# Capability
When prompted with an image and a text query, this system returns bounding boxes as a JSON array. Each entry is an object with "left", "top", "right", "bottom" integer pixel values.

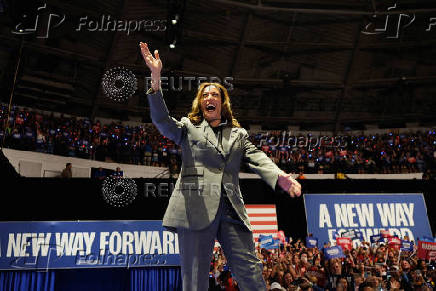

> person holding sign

[{"left": 139, "top": 41, "right": 301, "bottom": 291}]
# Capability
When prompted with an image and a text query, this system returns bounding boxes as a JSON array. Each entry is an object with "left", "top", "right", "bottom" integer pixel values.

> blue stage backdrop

[
  {"left": 304, "top": 193, "right": 432, "bottom": 247},
  {"left": 0, "top": 220, "right": 180, "bottom": 270}
]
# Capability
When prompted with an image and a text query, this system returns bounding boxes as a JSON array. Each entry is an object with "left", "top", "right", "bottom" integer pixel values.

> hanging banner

[
  {"left": 304, "top": 193, "right": 432, "bottom": 245},
  {"left": 0, "top": 220, "right": 180, "bottom": 270}
]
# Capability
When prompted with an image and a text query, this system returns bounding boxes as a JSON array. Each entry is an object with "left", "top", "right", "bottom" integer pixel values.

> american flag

[
  {"left": 246, "top": 204, "right": 278, "bottom": 242},
  {"left": 214, "top": 204, "right": 278, "bottom": 249}
]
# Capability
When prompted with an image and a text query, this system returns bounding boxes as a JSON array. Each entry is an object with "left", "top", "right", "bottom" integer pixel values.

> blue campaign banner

[
  {"left": 265, "top": 239, "right": 280, "bottom": 250},
  {"left": 370, "top": 234, "right": 383, "bottom": 244},
  {"left": 259, "top": 235, "right": 274, "bottom": 249},
  {"left": 341, "top": 229, "right": 363, "bottom": 241},
  {"left": 304, "top": 193, "right": 432, "bottom": 245},
  {"left": 323, "top": 246, "right": 345, "bottom": 260},
  {"left": 306, "top": 237, "right": 318, "bottom": 248},
  {"left": 401, "top": 240, "right": 414, "bottom": 252},
  {"left": 0, "top": 220, "right": 180, "bottom": 270}
]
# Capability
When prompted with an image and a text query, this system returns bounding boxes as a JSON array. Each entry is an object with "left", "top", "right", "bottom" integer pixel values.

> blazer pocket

[
  {"left": 181, "top": 166, "right": 204, "bottom": 177},
  {"left": 180, "top": 167, "right": 204, "bottom": 191},
  {"left": 190, "top": 140, "right": 212, "bottom": 150}
]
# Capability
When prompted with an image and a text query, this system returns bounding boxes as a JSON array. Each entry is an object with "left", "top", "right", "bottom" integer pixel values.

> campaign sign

[
  {"left": 277, "top": 231, "right": 286, "bottom": 243},
  {"left": 342, "top": 229, "right": 363, "bottom": 241},
  {"left": 401, "top": 240, "right": 414, "bottom": 252},
  {"left": 417, "top": 241, "right": 436, "bottom": 260},
  {"left": 336, "top": 237, "right": 352, "bottom": 251},
  {"left": 388, "top": 237, "right": 401, "bottom": 250},
  {"left": 306, "top": 237, "right": 318, "bottom": 248},
  {"left": 380, "top": 230, "right": 391, "bottom": 238},
  {"left": 259, "top": 235, "right": 279, "bottom": 250},
  {"left": 0, "top": 220, "right": 180, "bottom": 270},
  {"left": 269, "top": 239, "right": 280, "bottom": 249},
  {"left": 259, "top": 235, "right": 274, "bottom": 248},
  {"left": 304, "top": 194, "right": 432, "bottom": 245},
  {"left": 323, "top": 246, "right": 345, "bottom": 260},
  {"left": 370, "top": 234, "right": 383, "bottom": 244}
]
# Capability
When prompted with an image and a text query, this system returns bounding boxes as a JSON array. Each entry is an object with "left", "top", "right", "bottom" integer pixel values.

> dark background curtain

[
  {"left": 0, "top": 270, "right": 55, "bottom": 291},
  {"left": 130, "top": 267, "right": 182, "bottom": 291}
]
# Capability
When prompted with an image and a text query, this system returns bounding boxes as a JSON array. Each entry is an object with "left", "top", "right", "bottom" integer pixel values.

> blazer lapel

[
  {"left": 203, "top": 120, "right": 218, "bottom": 148},
  {"left": 201, "top": 119, "right": 225, "bottom": 159},
  {"left": 222, "top": 127, "right": 239, "bottom": 158}
]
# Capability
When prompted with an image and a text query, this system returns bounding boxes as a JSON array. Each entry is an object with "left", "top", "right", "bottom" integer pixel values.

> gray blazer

[{"left": 147, "top": 89, "right": 284, "bottom": 231}]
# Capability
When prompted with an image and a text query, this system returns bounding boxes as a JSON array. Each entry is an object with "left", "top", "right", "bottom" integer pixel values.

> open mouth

[{"left": 206, "top": 104, "right": 216, "bottom": 112}]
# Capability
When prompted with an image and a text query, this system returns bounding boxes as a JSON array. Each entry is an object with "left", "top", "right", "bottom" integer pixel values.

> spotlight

[
  {"left": 166, "top": 0, "right": 185, "bottom": 50},
  {"left": 171, "top": 14, "right": 179, "bottom": 25}
]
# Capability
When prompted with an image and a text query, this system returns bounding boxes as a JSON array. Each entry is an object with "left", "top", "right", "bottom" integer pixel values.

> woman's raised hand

[{"left": 139, "top": 42, "right": 162, "bottom": 75}]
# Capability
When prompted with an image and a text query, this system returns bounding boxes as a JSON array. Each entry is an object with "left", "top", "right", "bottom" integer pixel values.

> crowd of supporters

[
  {"left": 0, "top": 105, "right": 181, "bottom": 176},
  {"left": 250, "top": 131, "right": 436, "bottom": 177},
  {"left": 1, "top": 105, "right": 435, "bottom": 178},
  {"left": 209, "top": 238, "right": 436, "bottom": 291}
]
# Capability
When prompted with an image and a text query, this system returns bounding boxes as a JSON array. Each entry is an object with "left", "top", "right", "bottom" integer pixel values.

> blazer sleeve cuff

[{"left": 146, "top": 87, "right": 162, "bottom": 95}]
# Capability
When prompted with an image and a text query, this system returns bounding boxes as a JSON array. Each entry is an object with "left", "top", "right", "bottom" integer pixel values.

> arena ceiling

[{"left": 0, "top": 0, "right": 436, "bottom": 131}]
